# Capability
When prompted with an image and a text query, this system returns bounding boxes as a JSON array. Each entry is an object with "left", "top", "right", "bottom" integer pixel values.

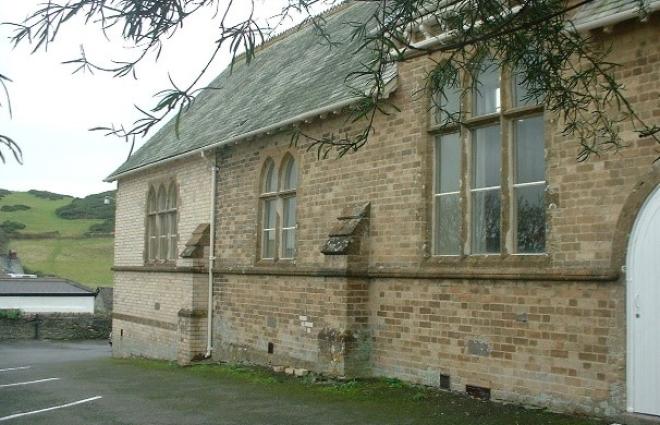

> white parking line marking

[
  {"left": 0, "top": 367, "right": 31, "bottom": 373},
  {"left": 0, "top": 378, "right": 60, "bottom": 388},
  {"left": 0, "top": 396, "right": 103, "bottom": 422}
]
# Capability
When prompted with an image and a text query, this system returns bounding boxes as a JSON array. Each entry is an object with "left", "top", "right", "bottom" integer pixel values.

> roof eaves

[
  {"left": 572, "top": 0, "right": 660, "bottom": 30},
  {"left": 105, "top": 1, "right": 386, "bottom": 182},
  {"left": 105, "top": 94, "right": 365, "bottom": 182}
]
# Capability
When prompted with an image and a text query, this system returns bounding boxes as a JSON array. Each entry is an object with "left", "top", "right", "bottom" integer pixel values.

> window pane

[
  {"left": 169, "top": 211, "right": 177, "bottom": 259},
  {"left": 167, "top": 184, "right": 177, "bottom": 209},
  {"left": 263, "top": 199, "right": 276, "bottom": 229},
  {"left": 283, "top": 158, "right": 298, "bottom": 190},
  {"left": 262, "top": 230, "right": 276, "bottom": 258},
  {"left": 282, "top": 228, "right": 296, "bottom": 258},
  {"left": 148, "top": 215, "right": 158, "bottom": 259},
  {"left": 434, "top": 194, "right": 461, "bottom": 255},
  {"left": 159, "top": 214, "right": 169, "bottom": 260},
  {"left": 157, "top": 186, "right": 167, "bottom": 211},
  {"left": 516, "top": 184, "right": 545, "bottom": 253},
  {"left": 474, "top": 62, "right": 500, "bottom": 116},
  {"left": 514, "top": 71, "right": 533, "bottom": 107},
  {"left": 472, "top": 189, "right": 501, "bottom": 254},
  {"left": 472, "top": 125, "right": 501, "bottom": 188},
  {"left": 435, "top": 133, "right": 461, "bottom": 194},
  {"left": 283, "top": 197, "right": 296, "bottom": 228},
  {"left": 515, "top": 115, "right": 545, "bottom": 183},
  {"left": 514, "top": 66, "right": 544, "bottom": 107},
  {"left": 147, "top": 190, "right": 157, "bottom": 213},
  {"left": 433, "top": 86, "right": 461, "bottom": 125},
  {"left": 264, "top": 161, "right": 277, "bottom": 193}
]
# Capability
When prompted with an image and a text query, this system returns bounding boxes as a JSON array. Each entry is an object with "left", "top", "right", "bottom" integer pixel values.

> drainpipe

[{"left": 202, "top": 151, "right": 218, "bottom": 358}]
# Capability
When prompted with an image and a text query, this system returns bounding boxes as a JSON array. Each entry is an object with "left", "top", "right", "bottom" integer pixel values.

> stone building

[{"left": 106, "top": 0, "right": 660, "bottom": 420}]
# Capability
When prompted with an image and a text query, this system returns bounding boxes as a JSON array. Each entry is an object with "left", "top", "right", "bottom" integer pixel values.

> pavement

[
  {"left": 0, "top": 340, "right": 429, "bottom": 425},
  {"left": 0, "top": 340, "right": 606, "bottom": 425}
]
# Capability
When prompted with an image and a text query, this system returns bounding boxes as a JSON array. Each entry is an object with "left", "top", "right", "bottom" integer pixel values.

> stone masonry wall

[
  {"left": 213, "top": 274, "right": 370, "bottom": 376},
  {"left": 369, "top": 279, "right": 625, "bottom": 417},
  {"left": 0, "top": 313, "right": 110, "bottom": 341},
  {"left": 214, "top": 18, "right": 660, "bottom": 275},
  {"left": 114, "top": 156, "right": 212, "bottom": 268},
  {"left": 113, "top": 155, "right": 212, "bottom": 361},
  {"left": 209, "top": 17, "right": 658, "bottom": 417},
  {"left": 111, "top": 13, "right": 659, "bottom": 417}
]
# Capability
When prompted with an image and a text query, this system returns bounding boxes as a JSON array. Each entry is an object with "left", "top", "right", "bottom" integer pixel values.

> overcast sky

[{"left": 0, "top": 1, "right": 305, "bottom": 197}]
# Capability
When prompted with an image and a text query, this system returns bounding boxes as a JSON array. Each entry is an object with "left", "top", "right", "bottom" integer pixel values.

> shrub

[
  {"left": 0, "top": 309, "right": 23, "bottom": 320},
  {"left": 86, "top": 219, "right": 115, "bottom": 235},
  {"left": 0, "top": 204, "right": 31, "bottom": 212},
  {"left": 27, "top": 189, "right": 66, "bottom": 200},
  {"left": 56, "top": 190, "right": 115, "bottom": 220},
  {"left": 0, "top": 220, "right": 26, "bottom": 233},
  {"left": 0, "top": 189, "right": 10, "bottom": 199}
]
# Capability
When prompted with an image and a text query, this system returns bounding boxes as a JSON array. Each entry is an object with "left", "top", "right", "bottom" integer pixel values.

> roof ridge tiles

[{"left": 240, "top": 1, "right": 354, "bottom": 60}]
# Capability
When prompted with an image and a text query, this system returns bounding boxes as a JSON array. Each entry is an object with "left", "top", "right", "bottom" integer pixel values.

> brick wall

[
  {"left": 112, "top": 15, "right": 659, "bottom": 417},
  {"left": 214, "top": 274, "right": 370, "bottom": 376},
  {"left": 369, "top": 279, "right": 625, "bottom": 416},
  {"left": 208, "top": 18, "right": 658, "bottom": 416},
  {"left": 113, "top": 156, "right": 212, "bottom": 361},
  {"left": 114, "top": 156, "right": 212, "bottom": 267}
]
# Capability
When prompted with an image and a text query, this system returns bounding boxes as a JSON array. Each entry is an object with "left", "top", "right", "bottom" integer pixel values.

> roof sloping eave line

[
  {"left": 105, "top": 92, "right": 372, "bottom": 182},
  {"left": 404, "top": 0, "right": 660, "bottom": 52},
  {"left": 572, "top": 0, "right": 660, "bottom": 31}
]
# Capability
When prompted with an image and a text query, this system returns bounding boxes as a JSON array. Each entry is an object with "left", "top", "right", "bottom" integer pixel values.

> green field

[
  {"left": 0, "top": 190, "right": 114, "bottom": 288},
  {"left": 0, "top": 192, "right": 104, "bottom": 236},
  {"left": 9, "top": 238, "right": 113, "bottom": 288}
]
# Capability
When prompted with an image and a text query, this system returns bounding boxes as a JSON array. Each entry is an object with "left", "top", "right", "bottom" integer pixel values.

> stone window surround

[
  {"left": 145, "top": 178, "right": 179, "bottom": 265},
  {"left": 427, "top": 62, "right": 548, "bottom": 260},
  {"left": 256, "top": 151, "right": 299, "bottom": 264}
]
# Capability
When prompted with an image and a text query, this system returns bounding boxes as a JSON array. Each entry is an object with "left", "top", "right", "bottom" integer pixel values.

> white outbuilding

[{"left": 0, "top": 277, "right": 96, "bottom": 313}]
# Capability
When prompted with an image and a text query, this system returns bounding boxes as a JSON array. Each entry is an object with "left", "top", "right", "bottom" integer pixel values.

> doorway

[{"left": 627, "top": 184, "right": 660, "bottom": 416}]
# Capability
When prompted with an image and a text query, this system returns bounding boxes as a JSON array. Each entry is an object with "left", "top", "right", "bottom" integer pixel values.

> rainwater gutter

[
  {"left": 104, "top": 97, "right": 363, "bottom": 182},
  {"left": 572, "top": 1, "right": 660, "bottom": 32}
]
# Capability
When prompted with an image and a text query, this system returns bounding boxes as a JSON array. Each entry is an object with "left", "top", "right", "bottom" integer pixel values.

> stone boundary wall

[{"left": 0, "top": 313, "right": 111, "bottom": 340}]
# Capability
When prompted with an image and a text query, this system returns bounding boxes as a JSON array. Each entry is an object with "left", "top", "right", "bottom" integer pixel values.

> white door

[{"left": 627, "top": 184, "right": 660, "bottom": 416}]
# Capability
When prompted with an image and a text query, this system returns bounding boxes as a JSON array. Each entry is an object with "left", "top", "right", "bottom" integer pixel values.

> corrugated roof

[
  {"left": 0, "top": 278, "right": 96, "bottom": 296},
  {"left": 572, "top": 0, "right": 657, "bottom": 27},
  {"left": 107, "top": 1, "right": 380, "bottom": 181}
]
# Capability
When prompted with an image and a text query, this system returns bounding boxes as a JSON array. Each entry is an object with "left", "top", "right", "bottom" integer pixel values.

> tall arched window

[
  {"left": 167, "top": 183, "right": 178, "bottom": 258},
  {"left": 146, "top": 181, "right": 178, "bottom": 262},
  {"left": 259, "top": 155, "right": 298, "bottom": 260},
  {"left": 261, "top": 159, "right": 278, "bottom": 259},
  {"left": 146, "top": 188, "right": 158, "bottom": 260},
  {"left": 280, "top": 156, "right": 297, "bottom": 259}
]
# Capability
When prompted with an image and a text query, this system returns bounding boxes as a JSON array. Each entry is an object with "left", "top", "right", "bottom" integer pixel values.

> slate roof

[
  {"left": 572, "top": 0, "right": 659, "bottom": 27},
  {"left": 107, "top": 1, "right": 380, "bottom": 181},
  {"left": 106, "top": 0, "right": 653, "bottom": 180},
  {"left": 0, "top": 278, "right": 96, "bottom": 296}
]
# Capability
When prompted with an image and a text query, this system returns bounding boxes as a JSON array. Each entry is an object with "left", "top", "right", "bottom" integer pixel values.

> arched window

[
  {"left": 167, "top": 183, "right": 178, "bottom": 258},
  {"left": 261, "top": 159, "right": 277, "bottom": 259},
  {"left": 259, "top": 155, "right": 298, "bottom": 260},
  {"left": 146, "top": 181, "right": 178, "bottom": 262},
  {"left": 280, "top": 156, "right": 297, "bottom": 259},
  {"left": 146, "top": 188, "right": 158, "bottom": 260}
]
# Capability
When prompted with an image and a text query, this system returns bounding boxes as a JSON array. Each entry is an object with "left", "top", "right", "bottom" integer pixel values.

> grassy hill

[{"left": 0, "top": 190, "right": 114, "bottom": 288}]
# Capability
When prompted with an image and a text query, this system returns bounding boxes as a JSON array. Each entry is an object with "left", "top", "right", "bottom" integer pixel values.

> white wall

[{"left": 0, "top": 296, "right": 95, "bottom": 313}]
